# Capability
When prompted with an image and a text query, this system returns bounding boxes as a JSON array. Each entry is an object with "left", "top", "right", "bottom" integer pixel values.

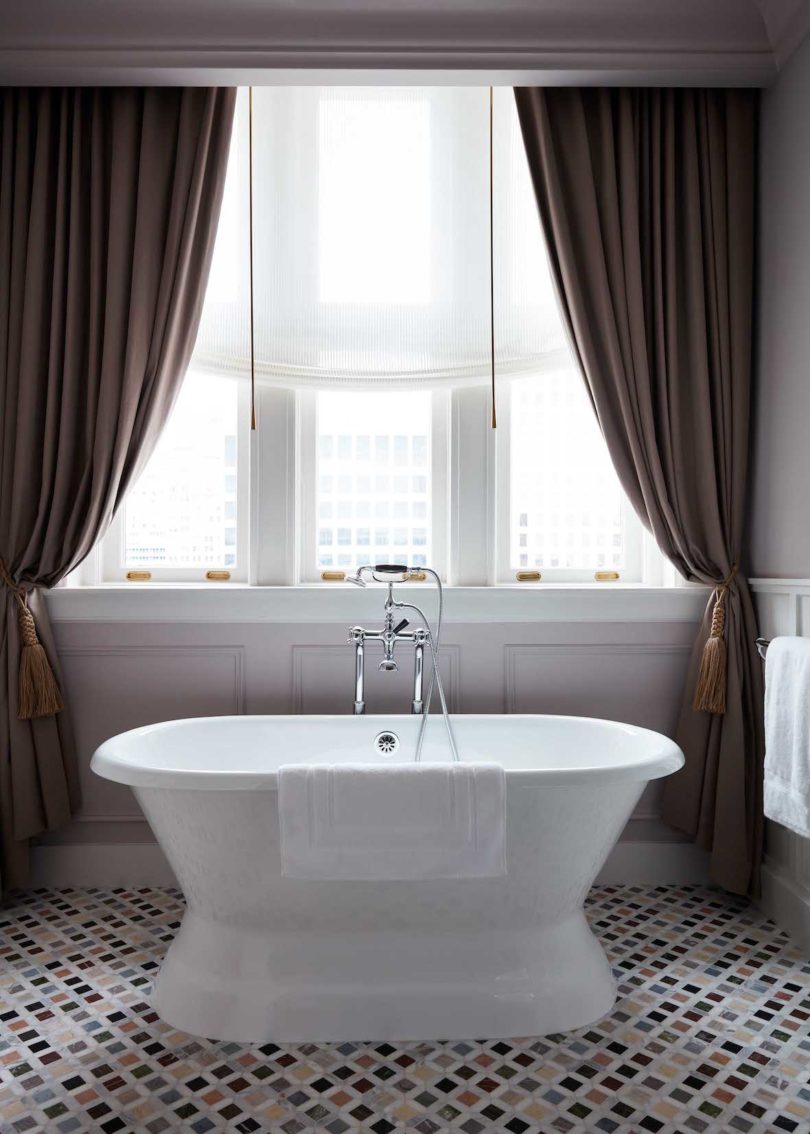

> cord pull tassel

[
  {"left": 17, "top": 602, "right": 63, "bottom": 720},
  {"left": 693, "top": 589, "right": 728, "bottom": 715}
]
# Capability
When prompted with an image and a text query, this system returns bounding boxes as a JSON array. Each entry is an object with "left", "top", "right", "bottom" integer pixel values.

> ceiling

[{"left": 1, "top": 0, "right": 809, "bottom": 86}]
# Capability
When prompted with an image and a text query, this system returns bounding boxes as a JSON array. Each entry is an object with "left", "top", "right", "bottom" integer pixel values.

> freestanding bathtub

[{"left": 91, "top": 714, "right": 683, "bottom": 1042}]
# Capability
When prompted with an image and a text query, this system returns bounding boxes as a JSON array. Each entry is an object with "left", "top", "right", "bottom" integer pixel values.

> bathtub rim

[{"left": 91, "top": 713, "right": 684, "bottom": 791}]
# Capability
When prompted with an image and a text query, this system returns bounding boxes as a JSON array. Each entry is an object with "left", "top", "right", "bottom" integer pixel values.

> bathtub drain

[{"left": 374, "top": 731, "right": 400, "bottom": 756}]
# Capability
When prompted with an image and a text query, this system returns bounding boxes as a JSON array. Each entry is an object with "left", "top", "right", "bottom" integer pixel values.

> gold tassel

[
  {"left": 693, "top": 586, "right": 728, "bottom": 715},
  {"left": 16, "top": 600, "right": 64, "bottom": 720},
  {"left": 1, "top": 559, "right": 64, "bottom": 719}
]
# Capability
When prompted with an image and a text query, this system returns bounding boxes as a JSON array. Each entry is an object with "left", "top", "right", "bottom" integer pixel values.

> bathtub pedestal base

[{"left": 152, "top": 910, "right": 616, "bottom": 1042}]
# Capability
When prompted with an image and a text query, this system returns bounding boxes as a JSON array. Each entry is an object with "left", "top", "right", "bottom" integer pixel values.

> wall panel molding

[
  {"left": 51, "top": 642, "right": 248, "bottom": 830},
  {"left": 58, "top": 643, "right": 247, "bottom": 714},
  {"left": 291, "top": 643, "right": 460, "bottom": 714},
  {"left": 503, "top": 642, "right": 691, "bottom": 716},
  {"left": 750, "top": 576, "right": 810, "bottom": 947},
  {"left": 42, "top": 617, "right": 705, "bottom": 885}
]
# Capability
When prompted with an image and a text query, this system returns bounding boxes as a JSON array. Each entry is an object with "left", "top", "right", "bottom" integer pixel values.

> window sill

[{"left": 46, "top": 582, "right": 709, "bottom": 624}]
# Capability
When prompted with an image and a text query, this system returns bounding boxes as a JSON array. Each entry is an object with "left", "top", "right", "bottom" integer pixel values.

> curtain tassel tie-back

[
  {"left": 0, "top": 559, "right": 63, "bottom": 720},
  {"left": 693, "top": 565, "right": 738, "bottom": 715}
]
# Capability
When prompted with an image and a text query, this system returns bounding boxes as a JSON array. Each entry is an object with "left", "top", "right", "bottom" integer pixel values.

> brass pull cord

[
  {"left": 489, "top": 85, "right": 497, "bottom": 430},
  {"left": 248, "top": 86, "right": 257, "bottom": 432}
]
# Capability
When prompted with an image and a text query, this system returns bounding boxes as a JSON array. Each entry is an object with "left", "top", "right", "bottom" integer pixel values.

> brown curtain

[
  {"left": 514, "top": 87, "right": 763, "bottom": 896},
  {"left": 0, "top": 87, "right": 236, "bottom": 891}
]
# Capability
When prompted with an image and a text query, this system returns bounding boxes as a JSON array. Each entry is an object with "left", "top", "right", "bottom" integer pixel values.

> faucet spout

[{"left": 347, "top": 566, "right": 443, "bottom": 721}]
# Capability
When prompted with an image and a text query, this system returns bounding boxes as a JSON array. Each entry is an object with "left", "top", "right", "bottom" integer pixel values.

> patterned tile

[{"left": 0, "top": 886, "right": 807, "bottom": 1133}]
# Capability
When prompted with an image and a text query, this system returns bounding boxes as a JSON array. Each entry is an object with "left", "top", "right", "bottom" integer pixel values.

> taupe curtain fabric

[
  {"left": 0, "top": 86, "right": 236, "bottom": 890},
  {"left": 514, "top": 87, "right": 763, "bottom": 896}
]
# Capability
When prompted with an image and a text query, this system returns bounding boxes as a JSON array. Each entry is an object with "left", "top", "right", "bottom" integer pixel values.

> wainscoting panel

[
  {"left": 750, "top": 577, "right": 810, "bottom": 947},
  {"left": 503, "top": 638, "right": 694, "bottom": 828},
  {"left": 291, "top": 644, "right": 460, "bottom": 715},
  {"left": 53, "top": 641, "right": 246, "bottom": 831},
  {"left": 504, "top": 643, "right": 691, "bottom": 728},
  {"left": 39, "top": 611, "right": 707, "bottom": 885},
  {"left": 753, "top": 586, "right": 800, "bottom": 639}
]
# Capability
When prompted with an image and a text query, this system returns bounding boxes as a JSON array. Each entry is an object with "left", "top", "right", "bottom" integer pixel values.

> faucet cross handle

[{"left": 346, "top": 568, "right": 430, "bottom": 716}]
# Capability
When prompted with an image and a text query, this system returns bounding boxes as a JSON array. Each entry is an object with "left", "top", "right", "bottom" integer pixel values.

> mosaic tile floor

[{"left": 0, "top": 886, "right": 808, "bottom": 1134}]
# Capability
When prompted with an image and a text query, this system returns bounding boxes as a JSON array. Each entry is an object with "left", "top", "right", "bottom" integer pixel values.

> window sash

[
  {"left": 95, "top": 378, "right": 662, "bottom": 587},
  {"left": 92, "top": 82, "right": 668, "bottom": 590},
  {"left": 296, "top": 388, "right": 450, "bottom": 583},
  {"left": 100, "top": 379, "right": 251, "bottom": 583},
  {"left": 492, "top": 376, "right": 646, "bottom": 584}
]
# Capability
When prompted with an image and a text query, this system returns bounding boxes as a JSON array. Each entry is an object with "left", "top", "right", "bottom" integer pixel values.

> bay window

[{"left": 98, "top": 86, "right": 663, "bottom": 587}]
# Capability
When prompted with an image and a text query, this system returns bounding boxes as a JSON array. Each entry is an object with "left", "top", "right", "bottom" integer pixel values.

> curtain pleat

[
  {"left": 514, "top": 86, "right": 763, "bottom": 896},
  {"left": 0, "top": 87, "right": 236, "bottom": 891}
]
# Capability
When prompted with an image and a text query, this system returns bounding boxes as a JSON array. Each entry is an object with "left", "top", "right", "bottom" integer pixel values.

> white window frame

[
  {"left": 492, "top": 370, "right": 646, "bottom": 584},
  {"left": 92, "top": 374, "right": 669, "bottom": 588},
  {"left": 296, "top": 387, "right": 450, "bottom": 585},
  {"left": 99, "top": 377, "right": 251, "bottom": 584},
  {"left": 89, "top": 80, "right": 675, "bottom": 593}
]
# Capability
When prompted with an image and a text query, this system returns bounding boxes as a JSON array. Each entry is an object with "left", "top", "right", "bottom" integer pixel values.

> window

[
  {"left": 306, "top": 390, "right": 435, "bottom": 575},
  {"left": 122, "top": 372, "right": 239, "bottom": 570},
  {"left": 101, "top": 366, "right": 249, "bottom": 581},
  {"left": 101, "top": 97, "right": 250, "bottom": 582},
  {"left": 97, "top": 87, "right": 663, "bottom": 587},
  {"left": 496, "top": 371, "right": 641, "bottom": 580}
]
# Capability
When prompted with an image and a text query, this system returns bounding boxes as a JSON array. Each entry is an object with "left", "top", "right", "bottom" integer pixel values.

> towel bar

[{"left": 756, "top": 637, "right": 770, "bottom": 659}]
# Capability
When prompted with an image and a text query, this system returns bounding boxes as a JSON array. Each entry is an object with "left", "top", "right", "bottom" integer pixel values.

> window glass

[
  {"left": 124, "top": 371, "right": 238, "bottom": 568},
  {"left": 316, "top": 391, "right": 432, "bottom": 570},
  {"left": 509, "top": 370, "right": 625, "bottom": 571}
]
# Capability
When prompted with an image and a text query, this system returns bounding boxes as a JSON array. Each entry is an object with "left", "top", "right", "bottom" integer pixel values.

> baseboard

[
  {"left": 30, "top": 843, "right": 176, "bottom": 889},
  {"left": 29, "top": 840, "right": 709, "bottom": 890},
  {"left": 759, "top": 857, "right": 810, "bottom": 951},
  {"left": 596, "top": 840, "right": 709, "bottom": 885}
]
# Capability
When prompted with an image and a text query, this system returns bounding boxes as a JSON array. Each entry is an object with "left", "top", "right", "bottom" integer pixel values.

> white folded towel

[
  {"left": 764, "top": 636, "right": 810, "bottom": 838},
  {"left": 277, "top": 762, "right": 506, "bottom": 880}
]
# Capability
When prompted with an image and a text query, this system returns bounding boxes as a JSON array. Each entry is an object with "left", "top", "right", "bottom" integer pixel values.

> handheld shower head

[
  {"left": 347, "top": 563, "right": 414, "bottom": 587},
  {"left": 370, "top": 563, "right": 411, "bottom": 583},
  {"left": 345, "top": 564, "right": 374, "bottom": 588}
]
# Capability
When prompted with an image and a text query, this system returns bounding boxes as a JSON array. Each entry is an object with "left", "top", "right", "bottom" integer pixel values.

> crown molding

[
  {"left": 755, "top": 0, "right": 810, "bottom": 68},
  {"left": 0, "top": 48, "right": 776, "bottom": 89},
  {"left": 0, "top": 0, "right": 778, "bottom": 86},
  {"left": 773, "top": 7, "right": 810, "bottom": 66}
]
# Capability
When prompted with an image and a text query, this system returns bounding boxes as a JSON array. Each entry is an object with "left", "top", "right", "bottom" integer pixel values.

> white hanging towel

[
  {"left": 277, "top": 762, "right": 506, "bottom": 880},
  {"left": 764, "top": 636, "right": 810, "bottom": 838}
]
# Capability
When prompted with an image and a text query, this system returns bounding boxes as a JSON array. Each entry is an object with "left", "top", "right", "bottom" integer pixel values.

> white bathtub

[{"left": 91, "top": 714, "right": 683, "bottom": 1042}]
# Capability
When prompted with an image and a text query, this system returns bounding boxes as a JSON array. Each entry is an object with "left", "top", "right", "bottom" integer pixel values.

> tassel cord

[
  {"left": 693, "top": 563, "right": 738, "bottom": 716},
  {"left": 0, "top": 559, "right": 64, "bottom": 720}
]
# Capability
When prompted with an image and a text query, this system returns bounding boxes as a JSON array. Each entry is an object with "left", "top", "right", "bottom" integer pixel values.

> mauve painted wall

[
  {"left": 749, "top": 31, "right": 810, "bottom": 577},
  {"left": 749, "top": 32, "right": 810, "bottom": 937}
]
